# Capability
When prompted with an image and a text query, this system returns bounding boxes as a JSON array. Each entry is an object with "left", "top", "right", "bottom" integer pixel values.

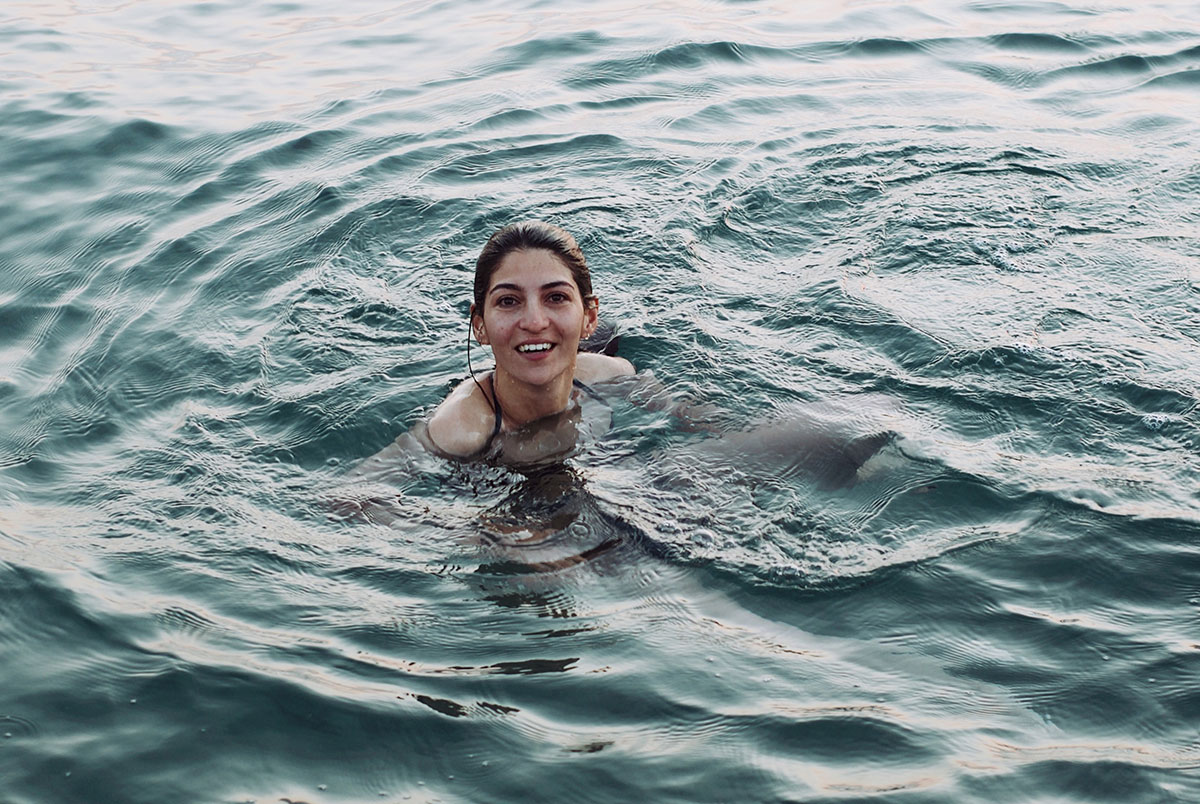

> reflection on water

[{"left": 474, "top": 464, "right": 624, "bottom": 581}]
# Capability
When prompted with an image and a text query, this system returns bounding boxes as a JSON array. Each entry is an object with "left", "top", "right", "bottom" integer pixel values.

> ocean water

[{"left": 2, "top": 0, "right": 1199, "bottom": 801}]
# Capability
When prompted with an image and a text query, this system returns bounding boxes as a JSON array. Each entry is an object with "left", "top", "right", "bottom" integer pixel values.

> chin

[{"left": 504, "top": 355, "right": 575, "bottom": 387}]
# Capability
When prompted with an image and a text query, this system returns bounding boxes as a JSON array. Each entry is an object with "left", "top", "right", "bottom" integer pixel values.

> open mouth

[{"left": 517, "top": 342, "right": 554, "bottom": 353}]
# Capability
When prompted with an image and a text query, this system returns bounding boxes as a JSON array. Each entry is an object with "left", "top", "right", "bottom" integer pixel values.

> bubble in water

[{"left": 1143, "top": 413, "right": 1169, "bottom": 431}]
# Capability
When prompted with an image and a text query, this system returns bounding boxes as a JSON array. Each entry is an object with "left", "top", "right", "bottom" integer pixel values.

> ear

[
  {"left": 470, "top": 304, "right": 490, "bottom": 345},
  {"left": 581, "top": 296, "right": 599, "bottom": 338}
]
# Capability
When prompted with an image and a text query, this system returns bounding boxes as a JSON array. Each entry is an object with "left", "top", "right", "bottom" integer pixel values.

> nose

[{"left": 519, "top": 299, "right": 550, "bottom": 330}]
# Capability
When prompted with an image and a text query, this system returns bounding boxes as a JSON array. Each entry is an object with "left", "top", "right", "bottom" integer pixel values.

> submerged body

[
  {"left": 345, "top": 221, "right": 893, "bottom": 542},
  {"left": 426, "top": 354, "right": 630, "bottom": 467}
]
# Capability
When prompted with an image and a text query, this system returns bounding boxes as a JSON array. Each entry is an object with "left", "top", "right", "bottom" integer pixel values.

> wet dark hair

[
  {"left": 466, "top": 220, "right": 602, "bottom": 407},
  {"left": 471, "top": 220, "right": 593, "bottom": 319}
]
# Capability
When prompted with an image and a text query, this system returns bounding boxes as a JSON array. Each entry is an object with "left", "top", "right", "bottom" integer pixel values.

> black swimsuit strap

[
  {"left": 571, "top": 377, "right": 604, "bottom": 403},
  {"left": 486, "top": 372, "right": 504, "bottom": 442}
]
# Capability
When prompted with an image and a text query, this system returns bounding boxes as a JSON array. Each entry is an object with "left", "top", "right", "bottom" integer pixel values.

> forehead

[{"left": 489, "top": 248, "right": 576, "bottom": 292}]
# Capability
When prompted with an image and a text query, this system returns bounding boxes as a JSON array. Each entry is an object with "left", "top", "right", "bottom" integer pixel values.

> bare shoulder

[
  {"left": 425, "top": 377, "right": 495, "bottom": 458},
  {"left": 574, "top": 352, "right": 635, "bottom": 384}
]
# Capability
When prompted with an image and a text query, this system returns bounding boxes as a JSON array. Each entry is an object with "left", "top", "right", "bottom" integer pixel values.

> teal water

[{"left": 3, "top": 0, "right": 1200, "bottom": 801}]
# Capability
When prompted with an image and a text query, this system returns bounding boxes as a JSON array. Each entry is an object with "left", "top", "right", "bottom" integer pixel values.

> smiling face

[{"left": 474, "top": 248, "right": 598, "bottom": 391}]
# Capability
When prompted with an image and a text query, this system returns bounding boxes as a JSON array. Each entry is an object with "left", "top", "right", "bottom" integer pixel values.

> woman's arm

[
  {"left": 618, "top": 368, "right": 726, "bottom": 433},
  {"left": 576, "top": 352, "right": 725, "bottom": 430},
  {"left": 325, "top": 429, "right": 426, "bottom": 525}
]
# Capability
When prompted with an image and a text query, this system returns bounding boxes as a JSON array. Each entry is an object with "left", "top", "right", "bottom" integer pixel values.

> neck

[{"left": 492, "top": 367, "right": 575, "bottom": 429}]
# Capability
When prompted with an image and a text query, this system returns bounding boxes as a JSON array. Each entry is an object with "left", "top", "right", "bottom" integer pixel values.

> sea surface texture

[{"left": 2, "top": 0, "right": 1199, "bottom": 802}]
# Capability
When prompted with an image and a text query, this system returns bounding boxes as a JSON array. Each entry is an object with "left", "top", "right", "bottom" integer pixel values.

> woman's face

[{"left": 476, "top": 248, "right": 597, "bottom": 388}]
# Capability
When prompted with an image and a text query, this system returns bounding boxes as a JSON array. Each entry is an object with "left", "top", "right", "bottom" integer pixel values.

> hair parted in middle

[{"left": 471, "top": 220, "right": 594, "bottom": 320}]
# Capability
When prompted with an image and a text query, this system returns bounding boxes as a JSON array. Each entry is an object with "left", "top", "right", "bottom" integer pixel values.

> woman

[
  {"left": 337, "top": 220, "right": 637, "bottom": 540},
  {"left": 422, "top": 220, "right": 635, "bottom": 464},
  {"left": 345, "top": 220, "right": 889, "bottom": 501}
]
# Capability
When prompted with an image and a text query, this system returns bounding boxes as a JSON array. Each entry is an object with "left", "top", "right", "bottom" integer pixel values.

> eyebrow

[{"left": 488, "top": 280, "right": 574, "bottom": 296}]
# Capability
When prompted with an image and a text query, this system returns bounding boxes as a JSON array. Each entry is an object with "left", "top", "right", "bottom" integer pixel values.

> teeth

[{"left": 518, "top": 343, "right": 553, "bottom": 353}]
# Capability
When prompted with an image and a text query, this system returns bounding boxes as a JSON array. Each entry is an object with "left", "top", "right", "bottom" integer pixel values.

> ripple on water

[{"left": 3, "top": 0, "right": 1200, "bottom": 802}]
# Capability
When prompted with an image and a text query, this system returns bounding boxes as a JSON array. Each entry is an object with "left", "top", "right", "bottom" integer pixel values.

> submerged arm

[
  {"left": 619, "top": 369, "right": 727, "bottom": 433},
  {"left": 328, "top": 428, "right": 430, "bottom": 525}
]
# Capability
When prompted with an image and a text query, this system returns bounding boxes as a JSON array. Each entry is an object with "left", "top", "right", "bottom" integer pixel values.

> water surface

[{"left": 2, "top": 1, "right": 1200, "bottom": 802}]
